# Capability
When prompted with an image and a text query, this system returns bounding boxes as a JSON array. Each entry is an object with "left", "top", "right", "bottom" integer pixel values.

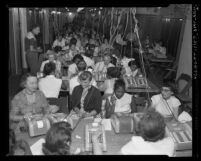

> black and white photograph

[{"left": 8, "top": 5, "right": 195, "bottom": 156}]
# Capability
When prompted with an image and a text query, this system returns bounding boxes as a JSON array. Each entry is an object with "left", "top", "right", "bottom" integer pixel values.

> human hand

[
  {"left": 73, "top": 107, "right": 79, "bottom": 113},
  {"left": 49, "top": 105, "right": 59, "bottom": 114},
  {"left": 24, "top": 112, "right": 32, "bottom": 120},
  {"left": 92, "top": 130, "right": 102, "bottom": 143}
]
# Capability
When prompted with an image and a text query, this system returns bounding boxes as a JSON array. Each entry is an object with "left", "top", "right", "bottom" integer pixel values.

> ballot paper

[
  {"left": 101, "top": 119, "right": 112, "bottom": 131},
  {"left": 30, "top": 138, "right": 45, "bottom": 155}
]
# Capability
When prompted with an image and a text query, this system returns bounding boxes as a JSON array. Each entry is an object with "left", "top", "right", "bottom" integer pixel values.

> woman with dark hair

[
  {"left": 125, "top": 60, "right": 142, "bottom": 77},
  {"left": 10, "top": 73, "right": 58, "bottom": 125},
  {"left": 151, "top": 81, "right": 181, "bottom": 119},
  {"left": 42, "top": 121, "right": 72, "bottom": 155},
  {"left": 25, "top": 24, "right": 43, "bottom": 75},
  {"left": 101, "top": 67, "right": 121, "bottom": 97},
  {"left": 121, "top": 109, "right": 175, "bottom": 156},
  {"left": 104, "top": 79, "right": 135, "bottom": 118}
]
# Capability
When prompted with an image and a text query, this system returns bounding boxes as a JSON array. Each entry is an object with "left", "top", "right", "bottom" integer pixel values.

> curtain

[{"left": 161, "top": 18, "right": 183, "bottom": 57}]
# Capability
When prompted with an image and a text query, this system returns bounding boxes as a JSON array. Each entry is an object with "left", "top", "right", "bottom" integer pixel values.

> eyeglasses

[{"left": 161, "top": 88, "right": 171, "bottom": 92}]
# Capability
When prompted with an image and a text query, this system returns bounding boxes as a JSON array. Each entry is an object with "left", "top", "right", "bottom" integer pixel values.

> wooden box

[
  {"left": 166, "top": 120, "right": 192, "bottom": 151},
  {"left": 110, "top": 114, "right": 135, "bottom": 134},
  {"left": 124, "top": 76, "right": 149, "bottom": 89},
  {"left": 25, "top": 115, "right": 51, "bottom": 137},
  {"left": 85, "top": 123, "right": 107, "bottom": 152}
]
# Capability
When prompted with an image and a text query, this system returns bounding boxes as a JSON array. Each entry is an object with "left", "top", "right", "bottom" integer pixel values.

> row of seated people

[
  {"left": 9, "top": 67, "right": 190, "bottom": 156},
  {"left": 9, "top": 108, "right": 176, "bottom": 156}
]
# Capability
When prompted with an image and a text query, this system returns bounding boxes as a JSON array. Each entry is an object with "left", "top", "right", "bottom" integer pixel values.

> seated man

[
  {"left": 94, "top": 54, "right": 115, "bottom": 73},
  {"left": 150, "top": 81, "right": 181, "bottom": 119},
  {"left": 104, "top": 79, "right": 136, "bottom": 118},
  {"left": 70, "top": 71, "right": 102, "bottom": 118},
  {"left": 69, "top": 60, "right": 97, "bottom": 95},
  {"left": 40, "top": 50, "right": 61, "bottom": 76},
  {"left": 68, "top": 54, "right": 84, "bottom": 79},
  {"left": 120, "top": 108, "right": 175, "bottom": 156}
]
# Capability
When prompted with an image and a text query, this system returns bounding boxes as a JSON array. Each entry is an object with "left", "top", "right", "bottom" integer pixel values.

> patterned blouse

[{"left": 10, "top": 89, "right": 49, "bottom": 118}]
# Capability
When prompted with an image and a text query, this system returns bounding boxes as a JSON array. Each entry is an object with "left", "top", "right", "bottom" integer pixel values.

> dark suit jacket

[{"left": 70, "top": 85, "right": 102, "bottom": 114}]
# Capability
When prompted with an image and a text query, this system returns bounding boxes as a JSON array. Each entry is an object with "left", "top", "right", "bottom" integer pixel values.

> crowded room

[{"left": 9, "top": 5, "right": 193, "bottom": 156}]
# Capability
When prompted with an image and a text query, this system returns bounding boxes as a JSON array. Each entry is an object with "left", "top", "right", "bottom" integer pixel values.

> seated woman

[
  {"left": 104, "top": 79, "right": 135, "bottom": 118},
  {"left": 68, "top": 54, "right": 84, "bottom": 79},
  {"left": 68, "top": 38, "right": 80, "bottom": 60},
  {"left": 101, "top": 67, "right": 121, "bottom": 98},
  {"left": 150, "top": 81, "right": 181, "bottom": 119},
  {"left": 39, "top": 62, "right": 63, "bottom": 98},
  {"left": 69, "top": 60, "right": 97, "bottom": 95},
  {"left": 153, "top": 40, "right": 166, "bottom": 57},
  {"left": 40, "top": 50, "right": 61, "bottom": 77},
  {"left": 100, "top": 38, "right": 112, "bottom": 54},
  {"left": 120, "top": 108, "right": 175, "bottom": 156},
  {"left": 52, "top": 34, "right": 66, "bottom": 50},
  {"left": 70, "top": 71, "right": 102, "bottom": 118},
  {"left": 42, "top": 121, "right": 102, "bottom": 155},
  {"left": 94, "top": 54, "right": 115, "bottom": 73},
  {"left": 10, "top": 73, "right": 59, "bottom": 127},
  {"left": 125, "top": 60, "right": 142, "bottom": 77},
  {"left": 42, "top": 121, "right": 72, "bottom": 155}
]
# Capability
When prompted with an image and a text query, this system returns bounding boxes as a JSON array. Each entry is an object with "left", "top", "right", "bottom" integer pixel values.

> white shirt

[
  {"left": 121, "top": 136, "right": 175, "bottom": 156},
  {"left": 151, "top": 94, "right": 181, "bottom": 118},
  {"left": 68, "top": 63, "right": 78, "bottom": 78},
  {"left": 125, "top": 67, "right": 139, "bottom": 77},
  {"left": 82, "top": 55, "right": 95, "bottom": 68},
  {"left": 69, "top": 74, "right": 97, "bottom": 95},
  {"left": 94, "top": 61, "right": 115, "bottom": 73},
  {"left": 52, "top": 38, "right": 66, "bottom": 48},
  {"left": 38, "top": 75, "right": 62, "bottom": 98},
  {"left": 103, "top": 78, "right": 116, "bottom": 95},
  {"left": 40, "top": 60, "right": 61, "bottom": 73},
  {"left": 121, "top": 57, "right": 135, "bottom": 69},
  {"left": 108, "top": 93, "right": 132, "bottom": 113},
  {"left": 68, "top": 48, "right": 80, "bottom": 60}
]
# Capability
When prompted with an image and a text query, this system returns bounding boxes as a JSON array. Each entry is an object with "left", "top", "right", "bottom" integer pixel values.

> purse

[{"left": 25, "top": 114, "right": 51, "bottom": 137}]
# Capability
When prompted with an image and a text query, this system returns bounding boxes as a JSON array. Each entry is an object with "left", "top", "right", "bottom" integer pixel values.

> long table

[
  {"left": 61, "top": 76, "right": 160, "bottom": 94},
  {"left": 16, "top": 118, "right": 192, "bottom": 156}
]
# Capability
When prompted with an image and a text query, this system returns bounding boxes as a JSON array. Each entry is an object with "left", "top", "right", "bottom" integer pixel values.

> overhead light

[
  {"left": 51, "top": 11, "right": 56, "bottom": 14},
  {"left": 179, "top": 18, "right": 183, "bottom": 21},
  {"left": 69, "top": 12, "right": 72, "bottom": 16},
  {"left": 100, "top": 7, "right": 103, "bottom": 9},
  {"left": 57, "top": 12, "right": 61, "bottom": 14},
  {"left": 77, "top": 7, "right": 84, "bottom": 12},
  {"left": 98, "top": 11, "right": 101, "bottom": 15}
]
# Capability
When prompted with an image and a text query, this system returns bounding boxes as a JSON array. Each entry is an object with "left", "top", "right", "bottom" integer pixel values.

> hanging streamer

[{"left": 131, "top": 8, "right": 151, "bottom": 102}]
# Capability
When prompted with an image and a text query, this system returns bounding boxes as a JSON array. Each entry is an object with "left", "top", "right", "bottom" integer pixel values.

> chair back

[{"left": 176, "top": 73, "right": 192, "bottom": 95}]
